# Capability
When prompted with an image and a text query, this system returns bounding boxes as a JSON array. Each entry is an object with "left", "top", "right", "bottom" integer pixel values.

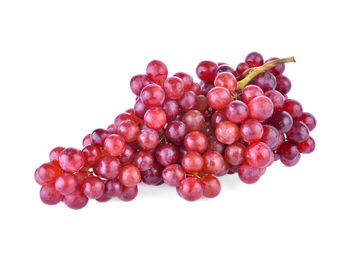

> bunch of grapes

[{"left": 34, "top": 52, "right": 316, "bottom": 209}]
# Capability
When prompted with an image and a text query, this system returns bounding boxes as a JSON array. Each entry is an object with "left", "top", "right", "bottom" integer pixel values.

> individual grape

[
  {"left": 283, "top": 99, "right": 303, "bottom": 119},
  {"left": 248, "top": 96, "right": 274, "bottom": 121},
  {"left": 245, "top": 52, "right": 264, "bottom": 67},
  {"left": 119, "top": 165, "right": 141, "bottom": 187},
  {"left": 117, "top": 120, "right": 140, "bottom": 142},
  {"left": 297, "top": 136, "right": 315, "bottom": 154},
  {"left": 140, "top": 83, "right": 166, "bottom": 107},
  {"left": 137, "top": 128, "right": 159, "bottom": 150},
  {"left": 236, "top": 62, "right": 249, "bottom": 75},
  {"left": 184, "top": 131, "right": 208, "bottom": 153},
  {"left": 242, "top": 85, "right": 264, "bottom": 104},
  {"left": 278, "top": 141, "right": 299, "bottom": 160},
  {"left": 207, "top": 135, "right": 225, "bottom": 154},
  {"left": 133, "top": 150, "right": 154, "bottom": 171},
  {"left": 55, "top": 172, "right": 78, "bottom": 195},
  {"left": 211, "top": 110, "right": 228, "bottom": 128},
  {"left": 202, "top": 151, "right": 225, "bottom": 174},
  {"left": 118, "top": 144, "right": 135, "bottom": 164},
  {"left": 114, "top": 113, "right": 135, "bottom": 128},
  {"left": 144, "top": 107, "right": 167, "bottom": 130},
  {"left": 37, "top": 162, "right": 62, "bottom": 184},
  {"left": 141, "top": 162, "right": 163, "bottom": 185},
  {"left": 134, "top": 98, "right": 148, "bottom": 119},
  {"left": 105, "top": 179, "right": 123, "bottom": 197},
  {"left": 155, "top": 143, "right": 179, "bottom": 166},
  {"left": 162, "top": 100, "right": 179, "bottom": 121},
  {"left": 178, "top": 177, "right": 204, "bottom": 201},
  {"left": 118, "top": 185, "right": 138, "bottom": 201},
  {"left": 181, "top": 151, "right": 204, "bottom": 174},
  {"left": 182, "top": 110, "right": 205, "bottom": 132},
  {"left": 264, "top": 90, "right": 285, "bottom": 111},
  {"left": 49, "top": 147, "right": 65, "bottom": 164},
  {"left": 91, "top": 128, "right": 109, "bottom": 147},
  {"left": 165, "top": 120, "right": 187, "bottom": 143},
  {"left": 266, "top": 111, "right": 293, "bottom": 133},
  {"left": 200, "top": 82, "right": 214, "bottom": 95},
  {"left": 59, "top": 147, "right": 85, "bottom": 173},
  {"left": 196, "top": 61, "right": 218, "bottom": 83},
  {"left": 215, "top": 121, "right": 239, "bottom": 144},
  {"left": 240, "top": 119, "right": 263, "bottom": 143},
  {"left": 265, "top": 57, "right": 285, "bottom": 76},
  {"left": 280, "top": 152, "right": 300, "bottom": 167},
  {"left": 224, "top": 142, "right": 246, "bottom": 166},
  {"left": 162, "top": 164, "right": 186, "bottom": 187},
  {"left": 146, "top": 60, "right": 168, "bottom": 84},
  {"left": 238, "top": 162, "right": 262, "bottom": 184},
  {"left": 195, "top": 95, "right": 208, "bottom": 113},
  {"left": 260, "top": 125, "right": 280, "bottom": 148},
  {"left": 163, "top": 76, "right": 185, "bottom": 99},
  {"left": 298, "top": 112, "right": 316, "bottom": 131},
  {"left": 271, "top": 133, "right": 285, "bottom": 151},
  {"left": 214, "top": 72, "right": 237, "bottom": 92},
  {"left": 286, "top": 120, "right": 309, "bottom": 143},
  {"left": 130, "top": 74, "right": 152, "bottom": 95},
  {"left": 178, "top": 91, "right": 198, "bottom": 111},
  {"left": 82, "top": 134, "right": 92, "bottom": 147},
  {"left": 249, "top": 72, "right": 276, "bottom": 92},
  {"left": 34, "top": 168, "right": 46, "bottom": 185},
  {"left": 215, "top": 64, "right": 236, "bottom": 76},
  {"left": 82, "top": 144, "right": 102, "bottom": 167},
  {"left": 245, "top": 142, "right": 273, "bottom": 168},
  {"left": 225, "top": 100, "right": 249, "bottom": 123},
  {"left": 94, "top": 155, "right": 121, "bottom": 179},
  {"left": 63, "top": 189, "right": 88, "bottom": 209},
  {"left": 104, "top": 134, "right": 126, "bottom": 156},
  {"left": 202, "top": 175, "right": 221, "bottom": 198},
  {"left": 40, "top": 184, "right": 63, "bottom": 205},
  {"left": 81, "top": 176, "right": 105, "bottom": 199},
  {"left": 275, "top": 75, "right": 292, "bottom": 94},
  {"left": 206, "top": 87, "right": 232, "bottom": 110},
  {"left": 174, "top": 72, "right": 193, "bottom": 91}
]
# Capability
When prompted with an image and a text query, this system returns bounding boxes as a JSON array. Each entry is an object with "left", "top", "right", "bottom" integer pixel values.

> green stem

[{"left": 237, "top": 56, "right": 295, "bottom": 90}]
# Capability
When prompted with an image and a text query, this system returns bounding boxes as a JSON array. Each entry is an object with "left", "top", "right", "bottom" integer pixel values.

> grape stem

[{"left": 236, "top": 56, "right": 295, "bottom": 90}]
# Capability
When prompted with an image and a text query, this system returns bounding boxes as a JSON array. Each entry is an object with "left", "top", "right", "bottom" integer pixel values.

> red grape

[
  {"left": 215, "top": 121, "right": 239, "bottom": 144},
  {"left": 196, "top": 60, "right": 218, "bottom": 83},
  {"left": 40, "top": 184, "right": 63, "bottom": 205},
  {"left": 119, "top": 165, "right": 141, "bottom": 187},
  {"left": 162, "top": 164, "right": 186, "bottom": 187},
  {"left": 146, "top": 60, "right": 168, "bottom": 84},
  {"left": 202, "top": 175, "right": 221, "bottom": 198},
  {"left": 178, "top": 177, "right": 204, "bottom": 201}
]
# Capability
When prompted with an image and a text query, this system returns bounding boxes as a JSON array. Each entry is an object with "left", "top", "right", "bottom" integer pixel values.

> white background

[{"left": 0, "top": 0, "right": 349, "bottom": 252}]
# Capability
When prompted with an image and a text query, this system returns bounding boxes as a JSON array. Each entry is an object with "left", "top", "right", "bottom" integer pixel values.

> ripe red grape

[
  {"left": 63, "top": 190, "right": 88, "bottom": 209},
  {"left": 133, "top": 150, "right": 154, "bottom": 171},
  {"left": 236, "top": 62, "right": 249, "bottom": 75},
  {"left": 184, "top": 131, "right": 208, "bottom": 153},
  {"left": 225, "top": 100, "right": 248, "bottom": 123},
  {"left": 238, "top": 162, "right": 262, "bottom": 184},
  {"left": 146, "top": 60, "right": 168, "bottom": 84},
  {"left": 55, "top": 172, "right": 78, "bottom": 195},
  {"left": 181, "top": 151, "right": 204, "bottom": 174},
  {"left": 155, "top": 143, "right": 179, "bottom": 166},
  {"left": 245, "top": 142, "right": 273, "bottom": 168},
  {"left": 178, "top": 177, "right": 204, "bottom": 201},
  {"left": 174, "top": 72, "right": 193, "bottom": 91},
  {"left": 286, "top": 120, "right": 309, "bottom": 143},
  {"left": 196, "top": 61, "right": 218, "bottom": 83},
  {"left": 165, "top": 120, "right": 187, "bottom": 143},
  {"left": 224, "top": 142, "right": 246, "bottom": 166},
  {"left": 40, "top": 184, "right": 63, "bottom": 205},
  {"left": 137, "top": 128, "right": 159, "bottom": 151},
  {"left": 275, "top": 75, "right": 291, "bottom": 94},
  {"left": 119, "top": 165, "right": 141, "bottom": 187},
  {"left": 104, "top": 134, "right": 126, "bottom": 156},
  {"left": 264, "top": 90, "right": 285, "bottom": 111},
  {"left": 248, "top": 95, "right": 274, "bottom": 121},
  {"left": 49, "top": 147, "right": 64, "bottom": 164},
  {"left": 178, "top": 91, "right": 198, "bottom": 111},
  {"left": 283, "top": 99, "right": 303, "bottom": 119},
  {"left": 202, "top": 175, "right": 221, "bottom": 198},
  {"left": 245, "top": 52, "right": 264, "bottom": 67},
  {"left": 249, "top": 72, "right": 276, "bottom": 92},
  {"left": 215, "top": 121, "right": 239, "bottom": 144},
  {"left": 162, "top": 99, "right": 179, "bottom": 121},
  {"left": 144, "top": 107, "right": 167, "bottom": 130},
  {"left": 130, "top": 74, "right": 152, "bottom": 95},
  {"left": 242, "top": 85, "right": 264, "bottom": 104},
  {"left": 202, "top": 151, "right": 225, "bottom": 174},
  {"left": 140, "top": 84, "right": 165, "bottom": 107},
  {"left": 182, "top": 109, "right": 205, "bottom": 132},
  {"left": 214, "top": 72, "right": 237, "bottom": 92},
  {"left": 81, "top": 176, "right": 105, "bottom": 199},
  {"left": 163, "top": 76, "right": 184, "bottom": 99},
  {"left": 82, "top": 144, "right": 102, "bottom": 167},
  {"left": 37, "top": 162, "right": 62, "bottom": 184},
  {"left": 117, "top": 120, "right": 140, "bottom": 142},
  {"left": 297, "top": 136, "right": 315, "bottom": 154},
  {"left": 162, "top": 164, "right": 186, "bottom": 187},
  {"left": 240, "top": 119, "right": 263, "bottom": 143},
  {"left": 94, "top": 155, "right": 121, "bottom": 179},
  {"left": 266, "top": 111, "right": 293, "bottom": 133}
]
